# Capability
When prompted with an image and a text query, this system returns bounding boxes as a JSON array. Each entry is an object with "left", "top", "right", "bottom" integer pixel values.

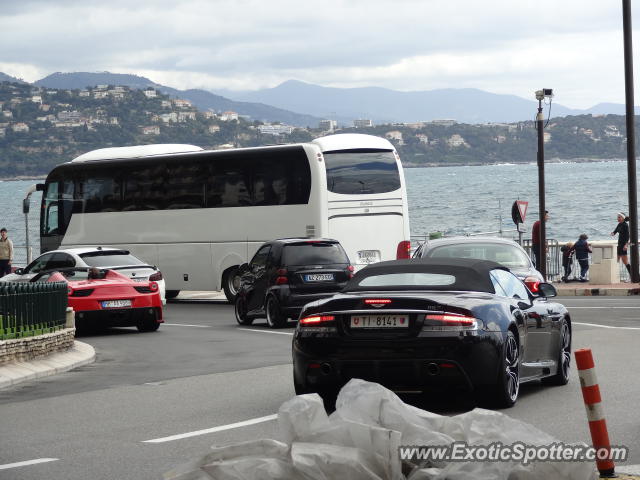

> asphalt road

[{"left": 0, "top": 296, "right": 639, "bottom": 479}]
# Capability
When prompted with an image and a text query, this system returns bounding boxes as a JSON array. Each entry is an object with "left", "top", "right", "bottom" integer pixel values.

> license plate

[
  {"left": 357, "top": 250, "right": 381, "bottom": 264},
  {"left": 101, "top": 300, "right": 132, "bottom": 309},
  {"left": 350, "top": 315, "right": 409, "bottom": 328},
  {"left": 304, "top": 273, "right": 334, "bottom": 282},
  {"left": 132, "top": 277, "right": 147, "bottom": 282}
]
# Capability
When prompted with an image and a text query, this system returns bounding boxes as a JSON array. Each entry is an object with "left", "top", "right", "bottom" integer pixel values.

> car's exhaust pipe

[
  {"left": 426, "top": 362, "right": 440, "bottom": 376},
  {"left": 320, "top": 363, "right": 333, "bottom": 375}
]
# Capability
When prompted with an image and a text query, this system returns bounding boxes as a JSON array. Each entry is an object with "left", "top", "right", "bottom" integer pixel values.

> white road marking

[
  {"left": 162, "top": 323, "right": 211, "bottom": 328},
  {"left": 566, "top": 306, "right": 640, "bottom": 309},
  {"left": 573, "top": 321, "right": 640, "bottom": 330},
  {"left": 0, "top": 458, "right": 59, "bottom": 470},
  {"left": 238, "top": 328, "right": 293, "bottom": 336},
  {"left": 142, "top": 414, "right": 278, "bottom": 443}
]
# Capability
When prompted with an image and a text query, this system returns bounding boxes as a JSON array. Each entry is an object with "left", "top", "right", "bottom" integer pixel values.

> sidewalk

[
  {"left": 0, "top": 341, "right": 95, "bottom": 389},
  {"left": 554, "top": 280, "right": 640, "bottom": 296}
]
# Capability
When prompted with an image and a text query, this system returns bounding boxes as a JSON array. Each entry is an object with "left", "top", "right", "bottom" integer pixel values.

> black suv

[{"left": 234, "top": 238, "right": 353, "bottom": 328}]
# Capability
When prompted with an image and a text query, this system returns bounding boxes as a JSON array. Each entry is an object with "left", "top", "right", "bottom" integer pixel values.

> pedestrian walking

[
  {"left": 531, "top": 210, "right": 549, "bottom": 270},
  {"left": 611, "top": 212, "right": 631, "bottom": 279},
  {"left": 572, "top": 233, "right": 592, "bottom": 282},
  {"left": 560, "top": 241, "right": 574, "bottom": 282},
  {"left": 0, "top": 228, "right": 14, "bottom": 277}
]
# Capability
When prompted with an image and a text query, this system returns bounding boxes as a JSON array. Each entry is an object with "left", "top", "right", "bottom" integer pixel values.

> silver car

[
  {"left": 413, "top": 236, "right": 544, "bottom": 291},
  {"left": 1, "top": 246, "right": 166, "bottom": 304}
]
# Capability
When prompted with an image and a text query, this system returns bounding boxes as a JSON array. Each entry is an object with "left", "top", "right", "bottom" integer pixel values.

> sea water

[{"left": 0, "top": 160, "right": 634, "bottom": 251}]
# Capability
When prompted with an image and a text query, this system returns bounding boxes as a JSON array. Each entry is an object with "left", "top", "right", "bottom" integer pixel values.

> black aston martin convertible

[{"left": 292, "top": 258, "right": 571, "bottom": 408}]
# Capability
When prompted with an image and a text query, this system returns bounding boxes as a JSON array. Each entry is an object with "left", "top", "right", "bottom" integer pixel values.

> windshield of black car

[
  {"left": 79, "top": 252, "right": 146, "bottom": 267},
  {"left": 283, "top": 243, "right": 349, "bottom": 266},
  {"left": 323, "top": 149, "right": 400, "bottom": 194},
  {"left": 426, "top": 243, "right": 530, "bottom": 269}
]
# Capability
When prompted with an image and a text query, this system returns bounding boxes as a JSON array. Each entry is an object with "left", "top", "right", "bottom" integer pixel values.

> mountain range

[{"left": 2, "top": 71, "right": 638, "bottom": 125}]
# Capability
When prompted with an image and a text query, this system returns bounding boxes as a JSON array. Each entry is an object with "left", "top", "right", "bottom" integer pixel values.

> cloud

[{"left": 0, "top": 0, "right": 636, "bottom": 108}]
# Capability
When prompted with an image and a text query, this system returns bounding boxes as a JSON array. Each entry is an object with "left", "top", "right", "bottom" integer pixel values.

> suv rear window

[
  {"left": 283, "top": 243, "right": 349, "bottom": 266},
  {"left": 79, "top": 251, "right": 147, "bottom": 267}
]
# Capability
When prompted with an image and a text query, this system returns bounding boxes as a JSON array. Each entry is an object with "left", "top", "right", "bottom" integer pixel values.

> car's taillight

[
  {"left": 365, "top": 298, "right": 392, "bottom": 306},
  {"left": 150, "top": 281, "right": 159, "bottom": 292},
  {"left": 275, "top": 268, "right": 288, "bottom": 285},
  {"left": 149, "top": 271, "right": 163, "bottom": 281},
  {"left": 396, "top": 240, "right": 411, "bottom": 259},
  {"left": 299, "top": 315, "right": 335, "bottom": 325},
  {"left": 524, "top": 277, "right": 540, "bottom": 293},
  {"left": 347, "top": 265, "right": 355, "bottom": 279},
  {"left": 424, "top": 313, "right": 478, "bottom": 329}
]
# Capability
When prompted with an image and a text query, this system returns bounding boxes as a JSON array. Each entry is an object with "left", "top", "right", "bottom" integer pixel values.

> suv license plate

[
  {"left": 101, "top": 300, "right": 132, "bottom": 309},
  {"left": 304, "top": 273, "right": 334, "bottom": 282},
  {"left": 350, "top": 315, "right": 409, "bottom": 328}
]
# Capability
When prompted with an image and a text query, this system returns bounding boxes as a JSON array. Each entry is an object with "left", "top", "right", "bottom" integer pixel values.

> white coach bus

[{"left": 37, "top": 134, "right": 410, "bottom": 301}]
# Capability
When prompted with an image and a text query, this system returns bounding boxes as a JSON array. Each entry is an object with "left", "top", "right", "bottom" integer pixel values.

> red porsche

[{"left": 32, "top": 268, "right": 163, "bottom": 332}]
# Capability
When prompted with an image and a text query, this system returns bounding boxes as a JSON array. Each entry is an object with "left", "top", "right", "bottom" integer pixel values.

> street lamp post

[{"left": 535, "top": 88, "right": 553, "bottom": 281}]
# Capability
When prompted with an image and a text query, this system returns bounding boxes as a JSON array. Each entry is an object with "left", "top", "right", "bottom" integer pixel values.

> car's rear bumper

[
  {"left": 75, "top": 306, "right": 163, "bottom": 327},
  {"left": 293, "top": 332, "right": 502, "bottom": 392}
]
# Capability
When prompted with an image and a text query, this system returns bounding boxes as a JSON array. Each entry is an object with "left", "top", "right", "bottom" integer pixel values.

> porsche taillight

[
  {"left": 423, "top": 313, "right": 478, "bottom": 330},
  {"left": 524, "top": 277, "right": 540, "bottom": 293},
  {"left": 299, "top": 315, "right": 335, "bottom": 325}
]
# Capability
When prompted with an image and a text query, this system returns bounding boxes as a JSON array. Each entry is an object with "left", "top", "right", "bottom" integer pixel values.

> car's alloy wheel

[
  {"left": 265, "top": 296, "right": 287, "bottom": 328},
  {"left": 235, "top": 296, "right": 253, "bottom": 325},
  {"left": 503, "top": 332, "right": 520, "bottom": 404},
  {"left": 544, "top": 319, "right": 571, "bottom": 385}
]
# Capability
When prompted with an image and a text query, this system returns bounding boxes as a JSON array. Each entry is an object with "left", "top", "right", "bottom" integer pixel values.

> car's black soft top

[{"left": 345, "top": 257, "right": 508, "bottom": 293}]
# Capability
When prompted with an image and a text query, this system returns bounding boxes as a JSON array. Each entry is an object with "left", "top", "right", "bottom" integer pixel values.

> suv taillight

[
  {"left": 275, "top": 268, "right": 288, "bottom": 285},
  {"left": 149, "top": 271, "right": 163, "bottom": 281},
  {"left": 396, "top": 240, "right": 411, "bottom": 259},
  {"left": 347, "top": 265, "right": 355, "bottom": 279}
]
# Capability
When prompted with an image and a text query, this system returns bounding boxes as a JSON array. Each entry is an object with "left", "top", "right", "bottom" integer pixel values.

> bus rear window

[
  {"left": 324, "top": 149, "right": 400, "bottom": 195},
  {"left": 283, "top": 243, "right": 349, "bottom": 266}
]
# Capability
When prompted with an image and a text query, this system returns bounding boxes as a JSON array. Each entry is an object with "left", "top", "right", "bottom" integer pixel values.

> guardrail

[{"left": 0, "top": 282, "right": 68, "bottom": 340}]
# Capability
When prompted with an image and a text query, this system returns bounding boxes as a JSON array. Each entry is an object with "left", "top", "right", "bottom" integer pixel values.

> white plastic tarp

[{"left": 165, "top": 379, "right": 597, "bottom": 480}]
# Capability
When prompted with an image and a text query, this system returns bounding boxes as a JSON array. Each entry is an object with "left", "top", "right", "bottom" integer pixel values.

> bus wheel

[
  {"left": 165, "top": 290, "right": 180, "bottom": 300},
  {"left": 223, "top": 267, "right": 240, "bottom": 303}
]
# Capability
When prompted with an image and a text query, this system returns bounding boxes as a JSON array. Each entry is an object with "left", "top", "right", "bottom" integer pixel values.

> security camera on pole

[{"left": 535, "top": 88, "right": 553, "bottom": 281}]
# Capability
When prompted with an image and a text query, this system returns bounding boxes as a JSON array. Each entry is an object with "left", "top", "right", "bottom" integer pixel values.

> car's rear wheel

[
  {"left": 479, "top": 330, "right": 519, "bottom": 408},
  {"left": 222, "top": 267, "right": 241, "bottom": 303},
  {"left": 265, "top": 295, "right": 287, "bottom": 328},
  {"left": 543, "top": 319, "right": 571, "bottom": 386},
  {"left": 165, "top": 290, "right": 180, "bottom": 300},
  {"left": 137, "top": 311, "right": 160, "bottom": 332},
  {"left": 235, "top": 296, "right": 253, "bottom": 325}
]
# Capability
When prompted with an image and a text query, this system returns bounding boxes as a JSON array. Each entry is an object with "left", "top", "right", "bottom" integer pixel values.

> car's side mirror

[
  {"left": 536, "top": 283, "right": 557, "bottom": 298},
  {"left": 14, "top": 268, "right": 24, "bottom": 275}
]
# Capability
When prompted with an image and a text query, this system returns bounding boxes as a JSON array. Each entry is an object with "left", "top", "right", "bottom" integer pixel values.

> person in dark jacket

[
  {"left": 611, "top": 212, "right": 631, "bottom": 279},
  {"left": 572, "top": 234, "right": 592, "bottom": 282},
  {"left": 560, "top": 242, "right": 574, "bottom": 282}
]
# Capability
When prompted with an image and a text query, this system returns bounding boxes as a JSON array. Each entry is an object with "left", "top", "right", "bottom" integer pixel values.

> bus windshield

[{"left": 324, "top": 149, "right": 400, "bottom": 195}]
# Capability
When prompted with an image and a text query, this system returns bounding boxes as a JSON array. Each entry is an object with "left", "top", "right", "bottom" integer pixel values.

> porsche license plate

[
  {"left": 350, "top": 315, "right": 409, "bottom": 328},
  {"left": 304, "top": 273, "right": 334, "bottom": 282},
  {"left": 101, "top": 300, "right": 132, "bottom": 309}
]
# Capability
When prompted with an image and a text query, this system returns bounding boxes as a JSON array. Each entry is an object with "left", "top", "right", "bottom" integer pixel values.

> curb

[
  {"left": 0, "top": 341, "right": 96, "bottom": 389},
  {"left": 555, "top": 284, "right": 640, "bottom": 297}
]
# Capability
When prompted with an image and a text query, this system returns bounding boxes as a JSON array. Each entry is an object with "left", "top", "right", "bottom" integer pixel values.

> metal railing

[{"left": 0, "top": 282, "right": 68, "bottom": 340}]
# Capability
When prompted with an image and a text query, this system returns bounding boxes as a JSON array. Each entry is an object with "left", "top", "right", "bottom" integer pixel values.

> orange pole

[{"left": 574, "top": 348, "right": 616, "bottom": 478}]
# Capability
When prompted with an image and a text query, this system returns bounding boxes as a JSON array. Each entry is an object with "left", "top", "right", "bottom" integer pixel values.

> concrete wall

[{"left": 0, "top": 328, "right": 75, "bottom": 366}]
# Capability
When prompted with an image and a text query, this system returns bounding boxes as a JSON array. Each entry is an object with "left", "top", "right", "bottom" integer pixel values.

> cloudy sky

[{"left": 1, "top": 0, "right": 638, "bottom": 108}]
